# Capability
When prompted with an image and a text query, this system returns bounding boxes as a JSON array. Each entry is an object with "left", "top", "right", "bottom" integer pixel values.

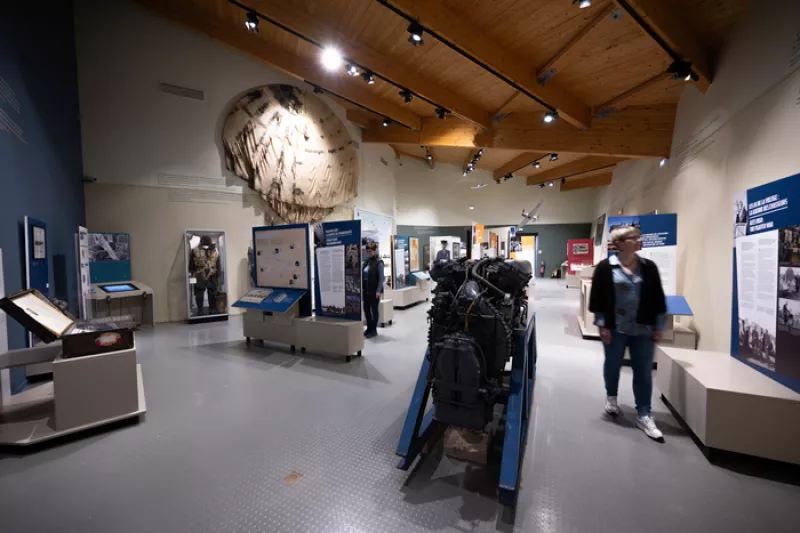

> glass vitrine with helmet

[{"left": 184, "top": 230, "right": 228, "bottom": 322}]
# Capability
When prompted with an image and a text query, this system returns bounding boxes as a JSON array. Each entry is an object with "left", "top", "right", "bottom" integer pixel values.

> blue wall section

[{"left": 0, "top": 1, "right": 85, "bottom": 391}]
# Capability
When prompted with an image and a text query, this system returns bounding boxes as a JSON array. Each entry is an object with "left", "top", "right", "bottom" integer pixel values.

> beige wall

[
  {"left": 593, "top": 0, "right": 800, "bottom": 351},
  {"left": 77, "top": 0, "right": 397, "bottom": 322},
  {"left": 395, "top": 156, "right": 599, "bottom": 227}
]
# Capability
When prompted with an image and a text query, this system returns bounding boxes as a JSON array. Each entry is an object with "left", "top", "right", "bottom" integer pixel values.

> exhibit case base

[
  {"left": 387, "top": 286, "right": 427, "bottom": 309},
  {"left": 89, "top": 280, "right": 155, "bottom": 327},
  {"left": 243, "top": 307, "right": 298, "bottom": 351},
  {"left": 657, "top": 346, "right": 800, "bottom": 465},
  {"left": 565, "top": 273, "right": 580, "bottom": 289},
  {"left": 296, "top": 316, "right": 364, "bottom": 362},
  {"left": 379, "top": 299, "right": 394, "bottom": 327},
  {"left": 0, "top": 345, "right": 146, "bottom": 447}
]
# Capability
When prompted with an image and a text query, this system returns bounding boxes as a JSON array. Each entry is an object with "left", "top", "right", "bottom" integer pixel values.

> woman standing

[
  {"left": 589, "top": 226, "right": 667, "bottom": 440},
  {"left": 362, "top": 242, "right": 384, "bottom": 338}
]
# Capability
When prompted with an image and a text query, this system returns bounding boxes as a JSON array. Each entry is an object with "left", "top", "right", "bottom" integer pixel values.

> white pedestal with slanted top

[{"left": 657, "top": 346, "right": 800, "bottom": 465}]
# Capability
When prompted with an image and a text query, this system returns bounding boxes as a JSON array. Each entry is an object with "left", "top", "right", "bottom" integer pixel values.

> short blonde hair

[{"left": 610, "top": 225, "right": 640, "bottom": 244}]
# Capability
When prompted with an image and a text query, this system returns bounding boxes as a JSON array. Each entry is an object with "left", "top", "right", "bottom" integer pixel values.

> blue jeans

[{"left": 603, "top": 331, "right": 655, "bottom": 416}]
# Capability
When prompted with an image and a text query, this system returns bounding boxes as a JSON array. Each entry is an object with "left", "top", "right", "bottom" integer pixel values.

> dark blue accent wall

[{"left": 0, "top": 1, "right": 85, "bottom": 391}]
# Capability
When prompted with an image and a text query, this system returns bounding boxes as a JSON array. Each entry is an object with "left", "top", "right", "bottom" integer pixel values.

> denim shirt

[{"left": 594, "top": 255, "right": 665, "bottom": 335}]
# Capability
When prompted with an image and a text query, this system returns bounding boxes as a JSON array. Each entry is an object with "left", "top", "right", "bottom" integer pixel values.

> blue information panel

[
  {"left": 88, "top": 232, "right": 132, "bottom": 283},
  {"left": 607, "top": 213, "right": 678, "bottom": 295},
  {"left": 313, "top": 220, "right": 361, "bottom": 321},
  {"left": 732, "top": 172, "right": 800, "bottom": 393}
]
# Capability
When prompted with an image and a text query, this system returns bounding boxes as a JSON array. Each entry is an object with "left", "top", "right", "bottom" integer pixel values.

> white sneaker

[
  {"left": 637, "top": 415, "right": 664, "bottom": 440},
  {"left": 604, "top": 396, "right": 620, "bottom": 416}
]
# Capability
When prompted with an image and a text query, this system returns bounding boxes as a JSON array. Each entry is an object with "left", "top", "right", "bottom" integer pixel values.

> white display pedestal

[
  {"left": 577, "top": 279, "right": 599, "bottom": 338},
  {"left": 296, "top": 317, "right": 364, "bottom": 362},
  {"left": 379, "top": 299, "right": 394, "bottom": 327},
  {"left": 243, "top": 307, "right": 298, "bottom": 351},
  {"left": 387, "top": 276, "right": 430, "bottom": 309},
  {"left": 657, "top": 346, "right": 800, "bottom": 465},
  {"left": 0, "top": 343, "right": 146, "bottom": 446},
  {"left": 89, "top": 280, "right": 155, "bottom": 326}
]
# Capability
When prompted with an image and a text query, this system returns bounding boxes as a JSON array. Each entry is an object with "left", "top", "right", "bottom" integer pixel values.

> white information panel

[{"left": 254, "top": 226, "right": 309, "bottom": 289}]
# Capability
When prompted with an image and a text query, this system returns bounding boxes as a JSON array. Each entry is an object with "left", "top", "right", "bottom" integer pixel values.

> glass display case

[{"left": 184, "top": 230, "right": 228, "bottom": 322}]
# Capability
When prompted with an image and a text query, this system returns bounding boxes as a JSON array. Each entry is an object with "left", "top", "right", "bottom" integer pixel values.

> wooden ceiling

[{"left": 133, "top": 0, "right": 748, "bottom": 191}]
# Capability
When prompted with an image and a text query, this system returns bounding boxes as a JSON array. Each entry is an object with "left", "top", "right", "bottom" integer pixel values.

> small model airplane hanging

[{"left": 518, "top": 200, "right": 543, "bottom": 229}]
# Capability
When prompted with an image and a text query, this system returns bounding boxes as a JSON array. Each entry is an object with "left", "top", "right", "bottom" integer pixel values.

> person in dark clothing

[
  {"left": 435, "top": 240, "right": 451, "bottom": 262},
  {"left": 589, "top": 226, "right": 667, "bottom": 441},
  {"left": 362, "top": 242, "right": 385, "bottom": 338}
]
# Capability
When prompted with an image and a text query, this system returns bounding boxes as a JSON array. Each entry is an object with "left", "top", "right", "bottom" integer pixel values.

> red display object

[{"left": 567, "top": 239, "right": 594, "bottom": 275}]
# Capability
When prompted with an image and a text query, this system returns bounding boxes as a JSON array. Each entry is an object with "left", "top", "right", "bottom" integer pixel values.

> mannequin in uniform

[{"left": 190, "top": 235, "right": 221, "bottom": 315}]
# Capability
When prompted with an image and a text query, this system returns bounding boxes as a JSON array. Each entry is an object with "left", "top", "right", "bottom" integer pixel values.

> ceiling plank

[
  {"left": 614, "top": 0, "right": 712, "bottom": 91},
  {"left": 493, "top": 152, "right": 548, "bottom": 179},
  {"left": 595, "top": 71, "right": 674, "bottom": 114},
  {"left": 133, "top": 0, "right": 422, "bottom": 130},
  {"left": 538, "top": 3, "right": 616, "bottom": 78},
  {"left": 526, "top": 156, "right": 626, "bottom": 185},
  {"left": 560, "top": 172, "right": 614, "bottom": 191},
  {"left": 383, "top": 0, "right": 593, "bottom": 129},
  {"left": 244, "top": 0, "right": 492, "bottom": 129},
  {"left": 345, "top": 109, "right": 376, "bottom": 128}
]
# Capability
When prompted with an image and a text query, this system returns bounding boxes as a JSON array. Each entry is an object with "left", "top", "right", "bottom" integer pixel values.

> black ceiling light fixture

[
  {"left": 538, "top": 183, "right": 545, "bottom": 188},
  {"left": 399, "top": 89, "right": 413, "bottom": 103},
  {"left": 312, "top": 85, "right": 324, "bottom": 95},
  {"left": 361, "top": 70, "right": 375, "bottom": 84},
  {"left": 346, "top": 63, "right": 359, "bottom": 77},
  {"left": 407, "top": 21, "right": 425, "bottom": 46},
  {"left": 382, "top": 118, "right": 391, "bottom": 128},
  {"left": 550, "top": 153, "right": 559, "bottom": 162},
  {"left": 668, "top": 60, "right": 696, "bottom": 82},
  {"left": 561, "top": 177, "right": 567, "bottom": 184},
  {"left": 533, "top": 161, "right": 541, "bottom": 169},
  {"left": 543, "top": 111, "right": 558, "bottom": 124},
  {"left": 435, "top": 107, "right": 449, "bottom": 120},
  {"left": 245, "top": 10, "right": 259, "bottom": 33}
]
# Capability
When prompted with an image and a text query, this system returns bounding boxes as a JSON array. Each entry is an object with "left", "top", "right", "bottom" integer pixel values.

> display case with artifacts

[{"left": 184, "top": 230, "right": 228, "bottom": 322}]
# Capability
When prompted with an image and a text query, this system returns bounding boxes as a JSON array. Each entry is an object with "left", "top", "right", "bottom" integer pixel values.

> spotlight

[
  {"left": 435, "top": 107, "right": 448, "bottom": 120},
  {"left": 463, "top": 171, "right": 468, "bottom": 176},
  {"left": 245, "top": 11, "right": 259, "bottom": 33},
  {"left": 539, "top": 183, "right": 545, "bottom": 188},
  {"left": 543, "top": 111, "right": 558, "bottom": 124},
  {"left": 321, "top": 47, "right": 343, "bottom": 71},
  {"left": 426, "top": 153, "right": 433, "bottom": 161},
  {"left": 361, "top": 71, "right": 375, "bottom": 84},
  {"left": 668, "top": 60, "right": 695, "bottom": 82},
  {"left": 382, "top": 118, "right": 391, "bottom": 128},
  {"left": 577, "top": 0, "right": 593, "bottom": 8},
  {"left": 550, "top": 153, "right": 559, "bottom": 162},
  {"left": 660, "top": 158, "right": 668, "bottom": 168},
  {"left": 480, "top": 149, "right": 486, "bottom": 154},
  {"left": 533, "top": 161, "right": 541, "bottom": 169},
  {"left": 548, "top": 181, "right": 554, "bottom": 187},
  {"left": 469, "top": 205, "right": 475, "bottom": 210},
  {"left": 504, "top": 173, "right": 513, "bottom": 181},
  {"left": 407, "top": 21, "right": 424, "bottom": 46},
  {"left": 345, "top": 64, "right": 359, "bottom": 77},
  {"left": 561, "top": 177, "right": 566, "bottom": 184},
  {"left": 467, "top": 163, "right": 474, "bottom": 169},
  {"left": 312, "top": 85, "right": 324, "bottom": 95},
  {"left": 399, "top": 89, "right": 413, "bottom": 103}
]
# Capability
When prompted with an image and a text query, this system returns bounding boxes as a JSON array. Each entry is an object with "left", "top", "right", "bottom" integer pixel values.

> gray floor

[{"left": 1, "top": 279, "right": 798, "bottom": 532}]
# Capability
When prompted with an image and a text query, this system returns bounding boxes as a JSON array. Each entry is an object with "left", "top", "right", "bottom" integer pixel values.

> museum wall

[
  {"left": 395, "top": 156, "right": 599, "bottom": 227},
  {"left": 76, "top": 0, "right": 397, "bottom": 322},
  {"left": 0, "top": 2, "right": 85, "bottom": 392},
  {"left": 593, "top": 0, "right": 800, "bottom": 352},
  {"left": 516, "top": 224, "right": 592, "bottom": 278}
]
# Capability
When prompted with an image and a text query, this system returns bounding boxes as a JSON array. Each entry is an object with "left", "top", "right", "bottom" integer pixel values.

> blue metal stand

[{"left": 395, "top": 314, "right": 537, "bottom": 506}]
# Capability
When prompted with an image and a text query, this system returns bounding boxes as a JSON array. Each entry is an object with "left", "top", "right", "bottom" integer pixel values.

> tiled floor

[{"left": 0, "top": 279, "right": 797, "bottom": 532}]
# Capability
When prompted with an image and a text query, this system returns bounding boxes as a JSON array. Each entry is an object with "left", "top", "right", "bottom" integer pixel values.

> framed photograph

[{"left": 33, "top": 226, "right": 46, "bottom": 259}]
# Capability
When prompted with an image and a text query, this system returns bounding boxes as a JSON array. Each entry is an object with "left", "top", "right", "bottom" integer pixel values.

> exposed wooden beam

[
  {"left": 134, "top": 0, "right": 422, "bottom": 130},
  {"left": 560, "top": 172, "right": 614, "bottom": 191},
  {"left": 595, "top": 71, "right": 674, "bottom": 114},
  {"left": 384, "top": 0, "right": 593, "bottom": 129},
  {"left": 493, "top": 152, "right": 548, "bottom": 179},
  {"left": 245, "top": 0, "right": 492, "bottom": 129},
  {"left": 396, "top": 150, "right": 432, "bottom": 167},
  {"left": 365, "top": 106, "right": 674, "bottom": 157},
  {"left": 345, "top": 109, "right": 377, "bottom": 129},
  {"left": 538, "top": 3, "right": 616, "bottom": 78},
  {"left": 492, "top": 92, "right": 522, "bottom": 121},
  {"left": 614, "top": 0, "right": 712, "bottom": 91},
  {"left": 526, "top": 156, "right": 626, "bottom": 186}
]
